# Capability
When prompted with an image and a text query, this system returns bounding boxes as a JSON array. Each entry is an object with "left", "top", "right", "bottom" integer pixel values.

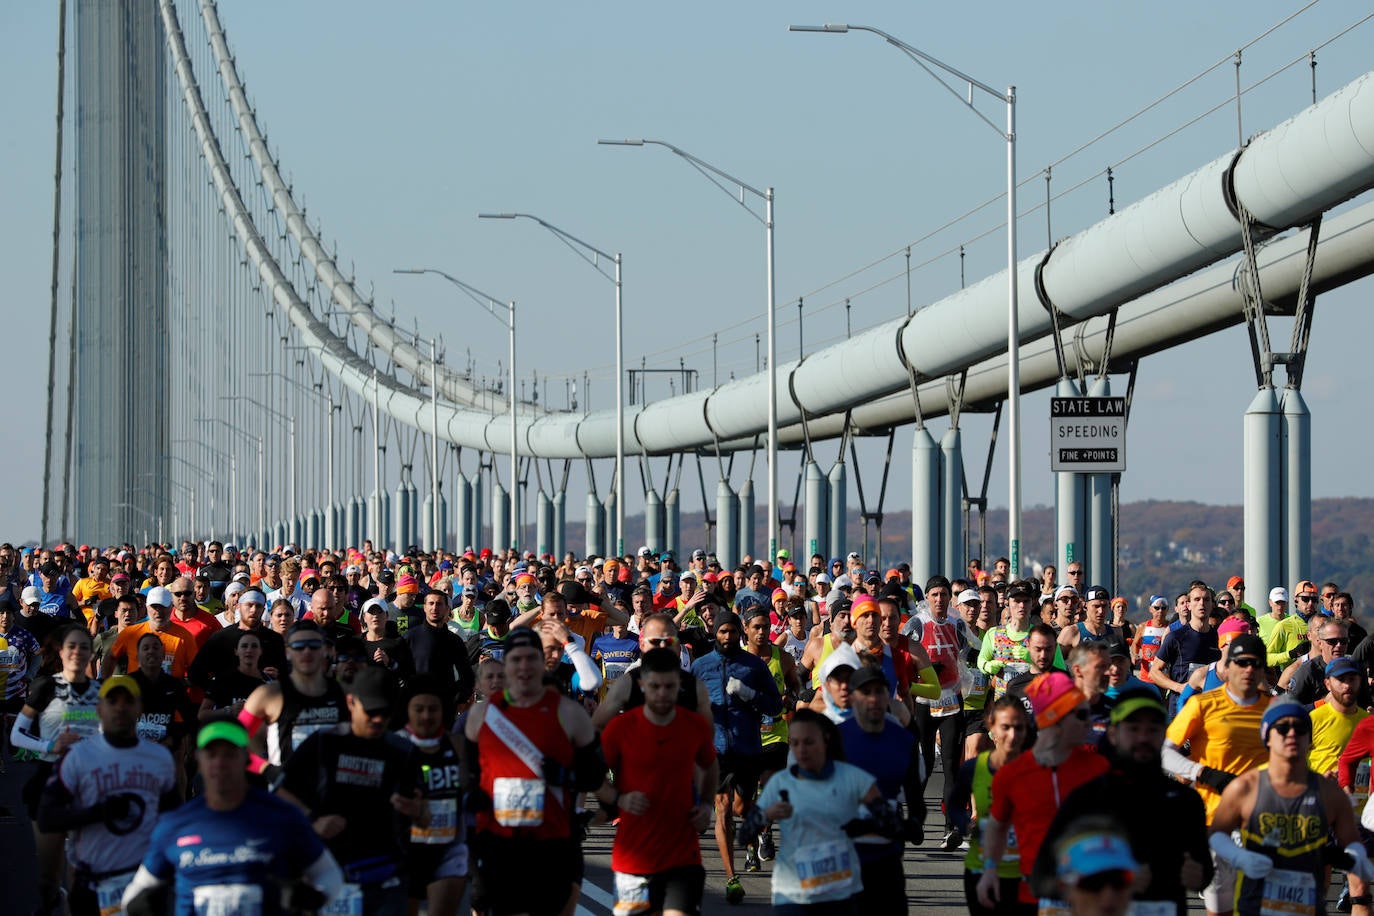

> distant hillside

[{"left": 558, "top": 497, "right": 1374, "bottom": 602}]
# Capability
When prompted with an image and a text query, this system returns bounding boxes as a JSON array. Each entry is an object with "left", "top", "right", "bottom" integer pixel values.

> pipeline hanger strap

[
  {"left": 1286, "top": 215, "right": 1323, "bottom": 390},
  {"left": 1033, "top": 243, "right": 1071, "bottom": 382}
]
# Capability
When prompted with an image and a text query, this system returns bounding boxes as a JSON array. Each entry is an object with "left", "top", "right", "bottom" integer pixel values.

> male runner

[{"left": 239, "top": 620, "right": 349, "bottom": 774}]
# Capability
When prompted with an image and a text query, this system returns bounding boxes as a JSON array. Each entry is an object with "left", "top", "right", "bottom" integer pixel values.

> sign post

[{"left": 1051, "top": 397, "right": 1127, "bottom": 473}]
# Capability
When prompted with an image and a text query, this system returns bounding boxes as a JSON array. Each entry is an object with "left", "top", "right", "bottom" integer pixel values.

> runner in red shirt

[
  {"left": 598, "top": 648, "right": 718, "bottom": 916},
  {"left": 976, "top": 671, "right": 1110, "bottom": 913}
]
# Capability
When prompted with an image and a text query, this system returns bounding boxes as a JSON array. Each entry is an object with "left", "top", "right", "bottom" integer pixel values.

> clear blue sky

[{"left": 1, "top": 0, "right": 1371, "bottom": 545}]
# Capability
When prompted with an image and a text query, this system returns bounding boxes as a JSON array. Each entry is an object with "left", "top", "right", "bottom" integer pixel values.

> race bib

[
  {"left": 1004, "top": 825, "right": 1021, "bottom": 865},
  {"left": 136, "top": 719, "right": 167, "bottom": 742},
  {"left": 412, "top": 798, "right": 458, "bottom": 845},
  {"left": 192, "top": 884, "right": 264, "bottom": 916},
  {"left": 492, "top": 777, "right": 545, "bottom": 827},
  {"left": 789, "top": 840, "right": 858, "bottom": 901},
  {"left": 320, "top": 883, "right": 363, "bottom": 916},
  {"left": 1355, "top": 760, "right": 1371, "bottom": 814},
  {"left": 930, "top": 686, "right": 961, "bottom": 718},
  {"left": 613, "top": 872, "right": 652, "bottom": 916},
  {"left": 95, "top": 871, "right": 135, "bottom": 916},
  {"left": 604, "top": 662, "right": 630, "bottom": 683},
  {"left": 162, "top": 657, "right": 175, "bottom": 675},
  {"left": 1038, "top": 899, "right": 1072, "bottom": 916},
  {"left": 1260, "top": 868, "right": 1317, "bottom": 916},
  {"left": 1128, "top": 902, "right": 1178, "bottom": 916}
]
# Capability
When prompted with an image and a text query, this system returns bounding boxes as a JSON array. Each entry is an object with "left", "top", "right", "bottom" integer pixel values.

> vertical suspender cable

[{"left": 42, "top": 0, "right": 69, "bottom": 544}]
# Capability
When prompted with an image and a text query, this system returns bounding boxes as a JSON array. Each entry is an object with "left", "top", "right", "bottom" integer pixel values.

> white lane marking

[{"left": 580, "top": 879, "right": 617, "bottom": 910}]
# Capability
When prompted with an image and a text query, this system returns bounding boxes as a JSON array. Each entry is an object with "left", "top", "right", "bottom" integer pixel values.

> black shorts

[
  {"left": 407, "top": 842, "right": 468, "bottom": 898},
  {"left": 962, "top": 712, "right": 989, "bottom": 741},
  {"left": 22, "top": 760, "right": 54, "bottom": 821},
  {"left": 614, "top": 865, "right": 706, "bottom": 916},
  {"left": 716, "top": 751, "right": 762, "bottom": 799},
  {"left": 473, "top": 834, "right": 577, "bottom": 916},
  {"left": 757, "top": 744, "right": 789, "bottom": 777}
]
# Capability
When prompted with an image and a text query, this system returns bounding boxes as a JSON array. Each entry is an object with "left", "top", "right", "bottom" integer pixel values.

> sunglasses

[
  {"left": 1322, "top": 637, "right": 1350, "bottom": 646},
  {"left": 1297, "top": 595, "right": 1317, "bottom": 602},
  {"left": 172, "top": 590, "right": 192, "bottom": 598},
  {"left": 1077, "top": 871, "right": 1133, "bottom": 892},
  {"left": 288, "top": 640, "right": 325, "bottom": 651},
  {"left": 644, "top": 636, "right": 677, "bottom": 647},
  {"left": 1270, "top": 720, "right": 1311, "bottom": 737},
  {"left": 1216, "top": 597, "right": 1234, "bottom": 605},
  {"left": 1230, "top": 657, "right": 1261, "bottom": 669}
]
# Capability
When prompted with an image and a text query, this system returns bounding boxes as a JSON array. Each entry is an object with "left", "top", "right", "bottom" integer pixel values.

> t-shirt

[
  {"left": 56, "top": 734, "right": 176, "bottom": 873},
  {"left": 1165, "top": 688, "right": 1271, "bottom": 823},
  {"left": 70, "top": 578, "right": 111, "bottom": 620},
  {"left": 278, "top": 729, "right": 422, "bottom": 871},
  {"left": 1154, "top": 625, "right": 1219, "bottom": 687},
  {"left": 565, "top": 607, "right": 609, "bottom": 653},
  {"left": 139, "top": 788, "right": 327, "bottom": 916},
  {"left": 170, "top": 609, "right": 223, "bottom": 650},
  {"left": 988, "top": 747, "right": 1110, "bottom": 899},
  {"left": 601, "top": 706, "right": 716, "bottom": 875},
  {"left": 1309, "top": 702, "right": 1368, "bottom": 776},
  {"left": 756, "top": 762, "right": 876, "bottom": 905},
  {"left": 110, "top": 622, "right": 197, "bottom": 679},
  {"left": 594, "top": 635, "right": 640, "bottom": 686}
]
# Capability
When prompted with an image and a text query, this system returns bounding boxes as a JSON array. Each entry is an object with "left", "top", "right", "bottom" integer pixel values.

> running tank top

[
  {"left": 1137, "top": 624, "right": 1169, "bottom": 681},
  {"left": 810, "top": 634, "right": 844, "bottom": 689},
  {"left": 780, "top": 630, "right": 807, "bottom": 664},
  {"left": 403, "top": 730, "right": 463, "bottom": 848},
  {"left": 449, "top": 611, "right": 481, "bottom": 640},
  {"left": 989, "top": 627, "right": 1031, "bottom": 699},
  {"left": 1075, "top": 622, "right": 1119, "bottom": 645},
  {"left": 965, "top": 751, "right": 1021, "bottom": 879},
  {"left": 29, "top": 674, "right": 102, "bottom": 762},
  {"left": 760, "top": 647, "right": 789, "bottom": 747},
  {"left": 1237, "top": 769, "right": 1329, "bottom": 916},
  {"left": 477, "top": 687, "right": 575, "bottom": 841},
  {"left": 267, "top": 677, "right": 347, "bottom": 766},
  {"left": 916, "top": 617, "right": 963, "bottom": 716}
]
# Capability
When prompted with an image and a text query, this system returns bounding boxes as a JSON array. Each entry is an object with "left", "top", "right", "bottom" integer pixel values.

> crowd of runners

[{"left": 1, "top": 538, "right": 1372, "bottom": 916}]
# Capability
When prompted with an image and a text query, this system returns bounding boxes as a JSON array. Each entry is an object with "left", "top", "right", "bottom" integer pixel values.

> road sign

[{"left": 1051, "top": 397, "right": 1127, "bottom": 472}]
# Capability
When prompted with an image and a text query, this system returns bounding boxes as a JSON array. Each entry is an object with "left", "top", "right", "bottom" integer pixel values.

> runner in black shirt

[{"left": 406, "top": 592, "right": 475, "bottom": 709}]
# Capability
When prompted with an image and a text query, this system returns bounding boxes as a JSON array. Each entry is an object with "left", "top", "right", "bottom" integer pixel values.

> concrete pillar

[
  {"left": 804, "top": 460, "right": 828, "bottom": 562},
  {"left": 306, "top": 510, "right": 320, "bottom": 550},
  {"left": 491, "top": 482, "right": 510, "bottom": 555},
  {"left": 645, "top": 488, "right": 664, "bottom": 554},
  {"left": 553, "top": 489, "right": 567, "bottom": 559},
  {"left": 346, "top": 496, "right": 363, "bottom": 550},
  {"left": 1282, "top": 387, "right": 1311, "bottom": 586},
  {"left": 585, "top": 491, "right": 603, "bottom": 558},
  {"left": 940, "top": 426, "right": 964, "bottom": 578},
  {"left": 665, "top": 488, "right": 680, "bottom": 558},
  {"left": 1055, "top": 378, "right": 1087, "bottom": 577},
  {"left": 468, "top": 471, "right": 483, "bottom": 552},
  {"left": 537, "top": 490, "right": 553, "bottom": 558},
  {"left": 394, "top": 480, "right": 412, "bottom": 554},
  {"left": 452, "top": 477, "right": 470, "bottom": 552},
  {"left": 716, "top": 479, "right": 739, "bottom": 569},
  {"left": 828, "top": 460, "right": 847, "bottom": 565},
  {"left": 1244, "top": 387, "right": 1283, "bottom": 596},
  {"left": 602, "top": 493, "right": 616, "bottom": 559},
  {"left": 912, "top": 427, "right": 941, "bottom": 584},
  {"left": 737, "top": 479, "right": 756, "bottom": 564}
]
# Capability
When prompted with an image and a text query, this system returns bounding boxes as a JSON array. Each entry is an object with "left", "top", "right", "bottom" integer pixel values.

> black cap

[
  {"left": 503, "top": 627, "right": 544, "bottom": 655},
  {"left": 378, "top": 569, "right": 396, "bottom": 584},
  {"left": 1227, "top": 633, "right": 1267, "bottom": 661},
  {"left": 1084, "top": 585, "right": 1111, "bottom": 602},
  {"left": 713, "top": 610, "right": 743, "bottom": 638},
  {"left": 286, "top": 620, "right": 322, "bottom": 639},
  {"left": 1104, "top": 636, "right": 1131, "bottom": 658},
  {"left": 347, "top": 666, "right": 396, "bottom": 714},
  {"left": 1006, "top": 580, "right": 1036, "bottom": 600},
  {"left": 559, "top": 580, "right": 596, "bottom": 605},
  {"left": 691, "top": 548, "right": 707, "bottom": 560},
  {"left": 39, "top": 562, "right": 60, "bottom": 576},
  {"left": 848, "top": 664, "right": 890, "bottom": 693}
]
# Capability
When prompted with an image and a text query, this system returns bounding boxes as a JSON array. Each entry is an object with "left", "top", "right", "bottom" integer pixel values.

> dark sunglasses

[
  {"left": 1322, "top": 637, "right": 1350, "bottom": 646},
  {"left": 1215, "top": 597, "right": 1234, "bottom": 605},
  {"left": 171, "top": 590, "right": 192, "bottom": 598},
  {"left": 1077, "top": 870, "right": 1133, "bottom": 892},
  {"left": 1297, "top": 595, "right": 1317, "bottom": 602},
  {"left": 288, "top": 640, "right": 325, "bottom": 651},
  {"left": 1230, "top": 657, "right": 1261, "bottom": 669},
  {"left": 1270, "top": 720, "right": 1311, "bottom": 737}
]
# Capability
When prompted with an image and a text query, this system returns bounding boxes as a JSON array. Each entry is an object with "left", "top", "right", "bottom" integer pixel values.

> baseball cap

[
  {"left": 815, "top": 573, "right": 832, "bottom": 585},
  {"left": 361, "top": 597, "right": 390, "bottom": 617},
  {"left": 848, "top": 665, "right": 890, "bottom": 693},
  {"left": 1227, "top": 575, "right": 1245, "bottom": 589},
  {"left": 846, "top": 551, "right": 861, "bottom": 562},
  {"left": 1260, "top": 700, "right": 1311, "bottom": 742},
  {"left": 1325, "top": 658, "right": 1362, "bottom": 680},
  {"left": 832, "top": 574, "right": 853, "bottom": 591},
  {"left": 1269, "top": 587, "right": 1288, "bottom": 603},
  {"left": 197, "top": 719, "right": 249, "bottom": 749},
  {"left": 1226, "top": 633, "right": 1266, "bottom": 662},
  {"left": 776, "top": 549, "right": 789, "bottom": 560},
  {"left": 1104, "top": 637, "right": 1131, "bottom": 659},
  {"left": 346, "top": 667, "right": 397, "bottom": 714},
  {"left": 957, "top": 589, "right": 980, "bottom": 605},
  {"left": 864, "top": 571, "right": 881, "bottom": 585},
  {"left": 637, "top": 546, "right": 651, "bottom": 558},
  {"left": 1055, "top": 831, "right": 1137, "bottom": 887},
  {"left": 1054, "top": 585, "right": 1079, "bottom": 601},
  {"left": 1024, "top": 671, "right": 1086, "bottom": 729},
  {"left": 1006, "top": 580, "right": 1035, "bottom": 600},
  {"left": 147, "top": 586, "right": 173, "bottom": 608},
  {"left": 1084, "top": 585, "right": 1111, "bottom": 602},
  {"left": 1108, "top": 684, "right": 1166, "bottom": 724},
  {"left": 461, "top": 585, "right": 477, "bottom": 599},
  {"left": 111, "top": 572, "right": 131, "bottom": 584},
  {"left": 99, "top": 675, "right": 141, "bottom": 700},
  {"left": 21, "top": 585, "right": 41, "bottom": 606}
]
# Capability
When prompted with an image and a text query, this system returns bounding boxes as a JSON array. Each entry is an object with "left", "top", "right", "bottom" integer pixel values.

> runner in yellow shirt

[{"left": 1308, "top": 657, "right": 1368, "bottom": 777}]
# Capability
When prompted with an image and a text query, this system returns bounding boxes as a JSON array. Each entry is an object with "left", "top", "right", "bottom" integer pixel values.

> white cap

[
  {"left": 1054, "top": 585, "right": 1079, "bottom": 600},
  {"left": 815, "top": 573, "right": 832, "bottom": 585},
  {"left": 575, "top": 565, "right": 592, "bottom": 578},
  {"left": 361, "top": 597, "right": 391, "bottom": 616},
  {"left": 147, "top": 586, "right": 174, "bottom": 607},
  {"left": 345, "top": 564, "right": 360, "bottom": 575},
  {"left": 21, "top": 585, "right": 41, "bottom": 606},
  {"left": 592, "top": 558, "right": 605, "bottom": 568},
  {"left": 637, "top": 546, "right": 651, "bottom": 557},
  {"left": 232, "top": 571, "right": 251, "bottom": 583},
  {"left": 958, "top": 588, "right": 981, "bottom": 605},
  {"left": 833, "top": 574, "right": 852, "bottom": 591},
  {"left": 1269, "top": 586, "right": 1289, "bottom": 603},
  {"left": 678, "top": 570, "right": 696, "bottom": 582}
]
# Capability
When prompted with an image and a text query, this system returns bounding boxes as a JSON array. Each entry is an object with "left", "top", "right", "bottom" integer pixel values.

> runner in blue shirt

[{"left": 122, "top": 718, "right": 343, "bottom": 916}]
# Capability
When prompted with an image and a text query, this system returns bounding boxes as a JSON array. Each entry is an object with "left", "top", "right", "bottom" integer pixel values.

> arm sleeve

[
  {"left": 302, "top": 848, "right": 345, "bottom": 905},
  {"left": 565, "top": 642, "right": 602, "bottom": 694},
  {"left": 976, "top": 632, "right": 997, "bottom": 673},
  {"left": 910, "top": 665, "right": 941, "bottom": 700},
  {"left": 10, "top": 711, "right": 51, "bottom": 754},
  {"left": 1162, "top": 740, "right": 1203, "bottom": 782},
  {"left": 1265, "top": 621, "right": 1294, "bottom": 668}
]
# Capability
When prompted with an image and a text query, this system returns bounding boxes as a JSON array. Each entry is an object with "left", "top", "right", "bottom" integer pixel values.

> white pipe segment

[
  {"left": 176, "top": 1, "right": 1374, "bottom": 461},
  {"left": 197, "top": 0, "right": 522, "bottom": 415}
]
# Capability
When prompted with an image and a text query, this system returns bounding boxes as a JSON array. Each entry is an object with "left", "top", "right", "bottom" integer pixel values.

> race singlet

[{"left": 1259, "top": 869, "right": 1317, "bottom": 916}]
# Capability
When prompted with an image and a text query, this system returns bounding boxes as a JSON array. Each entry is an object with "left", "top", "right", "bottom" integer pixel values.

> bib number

[
  {"left": 412, "top": 798, "right": 458, "bottom": 844},
  {"left": 1355, "top": 760, "right": 1371, "bottom": 814},
  {"left": 320, "top": 883, "right": 363, "bottom": 916},
  {"left": 1038, "top": 899, "right": 1072, "bottom": 916},
  {"left": 95, "top": 871, "right": 135, "bottom": 916},
  {"left": 789, "top": 840, "right": 857, "bottom": 901},
  {"left": 613, "top": 872, "right": 652, "bottom": 916},
  {"left": 492, "top": 777, "right": 545, "bottom": 827},
  {"left": 1259, "top": 868, "right": 1317, "bottom": 916},
  {"left": 929, "top": 686, "right": 961, "bottom": 717},
  {"left": 192, "top": 884, "right": 264, "bottom": 916},
  {"left": 1128, "top": 902, "right": 1178, "bottom": 916}
]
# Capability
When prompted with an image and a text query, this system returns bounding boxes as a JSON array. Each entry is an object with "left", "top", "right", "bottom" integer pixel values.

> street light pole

[
  {"left": 394, "top": 268, "right": 518, "bottom": 553},
  {"left": 788, "top": 23, "right": 1020, "bottom": 575},
  {"left": 596, "top": 139, "right": 778, "bottom": 560},
  {"left": 477, "top": 213, "right": 622, "bottom": 557}
]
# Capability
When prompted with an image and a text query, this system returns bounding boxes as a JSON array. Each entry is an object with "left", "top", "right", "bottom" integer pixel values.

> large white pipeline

[{"left": 175, "top": 0, "right": 1374, "bottom": 458}]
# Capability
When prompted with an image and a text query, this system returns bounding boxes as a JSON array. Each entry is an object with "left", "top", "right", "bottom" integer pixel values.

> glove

[
  {"left": 726, "top": 677, "right": 756, "bottom": 702},
  {"left": 542, "top": 757, "right": 571, "bottom": 786},
  {"left": 288, "top": 883, "right": 328, "bottom": 912},
  {"left": 1347, "top": 843, "right": 1374, "bottom": 882},
  {"left": 1197, "top": 766, "right": 1236, "bottom": 793},
  {"left": 1209, "top": 831, "right": 1273, "bottom": 878},
  {"left": 1289, "top": 642, "right": 1311, "bottom": 660},
  {"left": 104, "top": 792, "right": 135, "bottom": 821},
  {"left": 984, "top": 660, "right": 1006, "bottom": 675},
  {"left": 841, "top": 817, "right": 878, "bottom": 837},
  {"left": 1011, "top": 645, "right": 1030, "bottom": 662},
  {"left": 462, "top": 789, "right": 492, "bottom": 814},
  {"left": 739, "top": 805, "right": 769, "bottom": 843}
]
